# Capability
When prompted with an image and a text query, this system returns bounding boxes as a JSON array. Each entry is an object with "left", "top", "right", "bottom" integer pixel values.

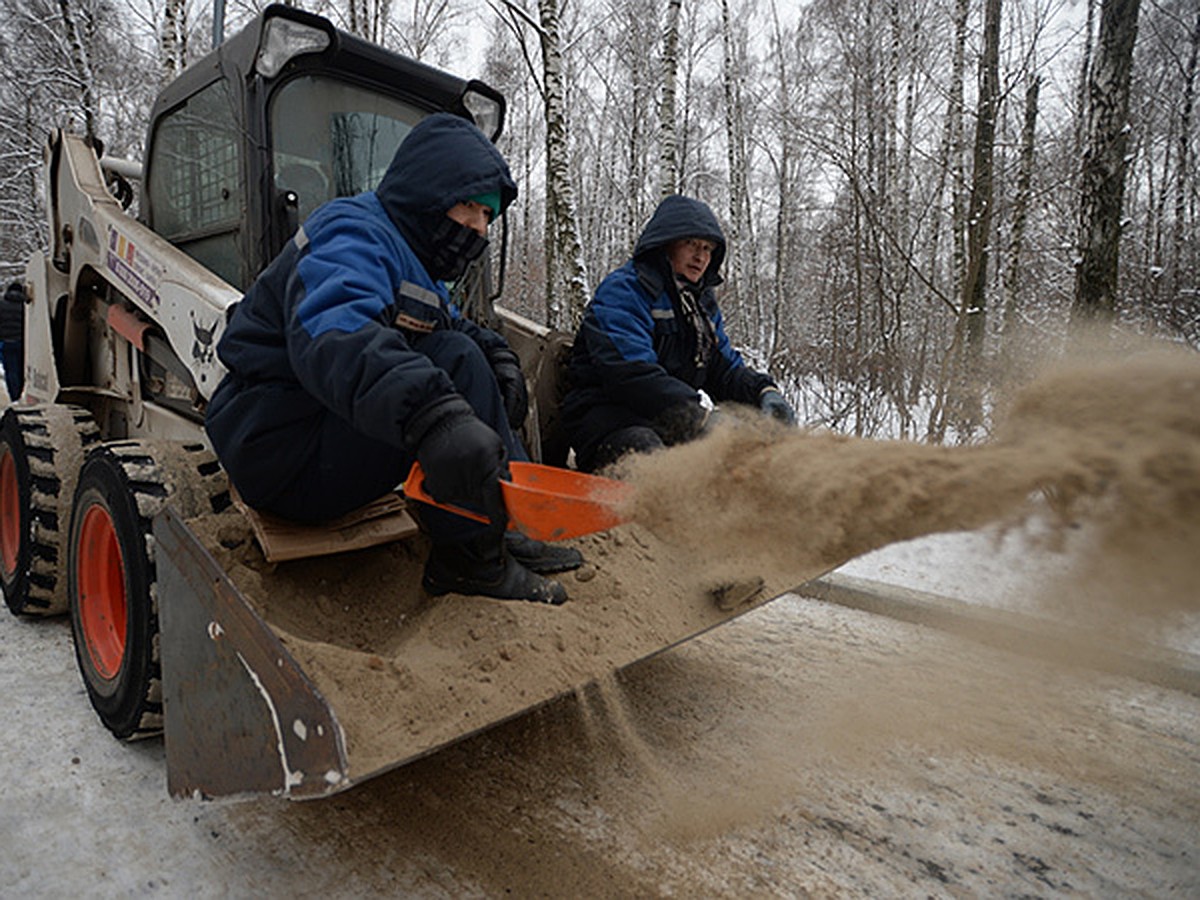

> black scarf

[{"left": 403, "top": 212, "right": 489, "bottom": 282}]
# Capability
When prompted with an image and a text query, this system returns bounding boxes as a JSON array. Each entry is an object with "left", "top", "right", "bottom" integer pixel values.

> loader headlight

[
  {"left": 256, "top": 17, "right": 332, "bottom": 79},
  {"left": 461, "top": 83, "right": 505, "bottom": 142}
]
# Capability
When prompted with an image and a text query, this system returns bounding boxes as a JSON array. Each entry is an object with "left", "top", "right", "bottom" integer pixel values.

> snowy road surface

[{"left": 2, "top": 528, "right": 1198, "bottom": 897}]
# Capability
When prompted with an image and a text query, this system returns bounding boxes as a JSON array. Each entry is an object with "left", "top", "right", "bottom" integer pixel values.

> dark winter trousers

[
  {"left": 261, "top": 330, "right": 527, "bottom": 542},
  {"left": 576, "top": 420, "right": 664, "bottom": 473},
  {"left": 563, "top": 395, "right": 670, "bottom": 473}
]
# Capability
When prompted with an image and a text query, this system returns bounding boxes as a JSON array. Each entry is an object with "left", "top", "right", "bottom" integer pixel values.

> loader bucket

[
  {"left": 152, "top": 503, "right": 801, "bottom": 801},
  {"left": 155, "top": 507, "right": 348, "bottom": 799}
]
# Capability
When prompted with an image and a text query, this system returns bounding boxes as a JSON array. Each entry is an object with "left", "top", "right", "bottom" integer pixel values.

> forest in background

[{"left": 0, "top": 0, "right": 1196, "bottom": 442}]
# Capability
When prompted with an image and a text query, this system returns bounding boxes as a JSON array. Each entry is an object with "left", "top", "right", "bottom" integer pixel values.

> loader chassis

[{"left": 2, "top": 6, "right": 515, "bottom": 754}]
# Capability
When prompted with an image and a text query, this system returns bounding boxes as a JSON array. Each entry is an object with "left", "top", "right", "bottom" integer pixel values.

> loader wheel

[
  {"left": 0, "top": 406, "right": 100, "bottom": 616},
  {"left": 68, "top": 441, "right": 229, "bottom": 741}
]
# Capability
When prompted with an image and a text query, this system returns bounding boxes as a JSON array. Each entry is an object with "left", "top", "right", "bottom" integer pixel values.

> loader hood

[
  {"left": 376, "top": 112, "right": 517, "bottom": 278},
  {"left": 633, "top": 194, "right": 727, "bottom": 285}
]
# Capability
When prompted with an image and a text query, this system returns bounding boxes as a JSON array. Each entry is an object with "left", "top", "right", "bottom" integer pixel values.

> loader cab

[{"left": 140, "top": 4, "right": 505, "bottom": 293}]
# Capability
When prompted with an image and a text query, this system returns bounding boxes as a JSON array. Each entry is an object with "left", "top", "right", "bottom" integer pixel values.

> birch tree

[
  {"left": 1001, "top": 73, "right": 1040, "bottom": 336},
  {"left": 960, "top": 0, "right": 1002, "bottom": 355},
  {"left": 489, "top": 0, "right": 589, "bottom": 328},
  {"left": 480, "top": 12, "right": 545, "bottom": 318},
  {"left": 57, "top": 0, "right": 101, "bottom": 144},
  {"left": 537, "top": 0, "right": 589, "bottom": 328},
  {"left": 720, "top": 0, "right": 755, "bottom": 326},
  {"left": 1073, "top": 0, "right": 1141, "bottom": 321},
  {"left": 0, "top": 0, "right": 123, "bottom": 279},
  {"left": 658, "top": 0, "right": 682, "bottom": 198},
  {"left": 488, "top": 0, "right": 589, "bottom": 327},
  {"left": 1169, "top": 6, "right": 1199, "bottom": 332},
  {"left": 389, "top": 0, "right": 466, "bottom": 65},
  {"left": 160, "top": 0, "right": 188, "bottom": 84},
  {"left": 939, "top": 0, "right": 1001, "bottom": 435}
]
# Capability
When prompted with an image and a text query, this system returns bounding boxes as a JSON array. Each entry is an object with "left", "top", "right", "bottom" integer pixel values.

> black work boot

[
  {"left": 423, "top": 532, "right": 568, "bottom": 605},
  {"left": 504, "top": 532, "right": 584, "bottom": 574}
]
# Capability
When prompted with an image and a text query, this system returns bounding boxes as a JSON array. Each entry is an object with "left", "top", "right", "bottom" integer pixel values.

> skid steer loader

[{"left": 0, "top": 5, "right": 793, "bottom": 800}]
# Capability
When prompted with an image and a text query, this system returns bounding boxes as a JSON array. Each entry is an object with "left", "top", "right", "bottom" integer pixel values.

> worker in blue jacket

[
  {"left": 205, "top": 113, "right": 580, "bottom": 605},
  {"left": 561, "top": 195, "right": 796, "bottom": 472}
]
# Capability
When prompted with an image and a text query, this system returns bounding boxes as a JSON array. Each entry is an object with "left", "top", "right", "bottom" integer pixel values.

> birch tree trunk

[
  {"left": 349, "top": 0, "right": 394, "bottom": 46},
  {"left": 720, "top": 0, "right": 756, "bottom": 332},
  {"left": 960, "top": 0, "right": 1001, "bottom": 355},
  {"left": 1075, "top": 0, "right": 1097, "bottom": 159},
  {"left": 948, "top": 0, "right": 969, "bottom": 305},
  {"left": 537, "top": 0, "right": 589, "bottom": 329},
  {"left": 658, "top": 0, "right": 681, "bottom": 199},
  {"left": 1170, "top": 8, "right": 1200, "bottom": 316},
  {"left": 57, "top": 0, "right": 99, "bottom": 144},
  {"left": 925, "top": 0, "right": 968, "bottom": 443},
  {"left": 766, "top": 0, "right": 799, "bottom": 371},
  {"left": 946, "top": 0, "right": 1001, "bottom": 434},
  {"left": 160, "top": 0, "right": 188, "bottom": 84},
  {"left": 616, "top": 0, "right": 656, "bottom": 249},
  {"left": 1002, "top": 74, "right": 1040, "bottom": 338},
  {"left": 1072, "top": 0, "right": 1141, "bottom": 322}
]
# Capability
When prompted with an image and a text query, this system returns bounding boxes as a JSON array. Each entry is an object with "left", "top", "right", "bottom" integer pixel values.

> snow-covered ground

[
  {"left": 2, "top": 522, "right": 1197, "bottom": 897},
  {"left": 834, "top": 522, "right": 1200, "bottom": 657},
  {"left": 839, "top": 528, "right": 1056, "bottom": 607}
]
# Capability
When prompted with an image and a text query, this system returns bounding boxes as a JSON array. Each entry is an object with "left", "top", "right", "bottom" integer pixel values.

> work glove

[
  {"left": 759, "top": 388, "right": 797, "bottom": 427},
  {"left": 489, "top": 348, "right": 529, "bottom": 430},
  {"left": 416, "top": 404, "right": 508, "bottom": 527}
]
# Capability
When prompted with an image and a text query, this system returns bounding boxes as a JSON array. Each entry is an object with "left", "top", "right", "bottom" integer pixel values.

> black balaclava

[{"left": 422, "top": 214, "right": 489, "bottom": 282}]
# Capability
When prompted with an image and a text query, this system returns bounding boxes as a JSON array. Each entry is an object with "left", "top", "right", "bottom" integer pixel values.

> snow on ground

[
  {"left": 836, "top": 524, "right": 1069, "bottom": 609},
  {"left": 834, "top": 521, "right": 1200, "bottom": 656}
]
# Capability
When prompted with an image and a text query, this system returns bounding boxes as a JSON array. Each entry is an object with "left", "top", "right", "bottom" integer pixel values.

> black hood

[
  {"left": 375, "top": 112, "right": 517, "bottom": 274},
  {"left": 632, "top": 195, "right": 727, "bottom": 284}
]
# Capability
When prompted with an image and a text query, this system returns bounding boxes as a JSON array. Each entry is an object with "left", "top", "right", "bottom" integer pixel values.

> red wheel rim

[
  {"left": 0, "top": 448, "right": 19, "bottom": 578},
  {"left": 78, "top": 504, "right": 127, "bottom": 680}
]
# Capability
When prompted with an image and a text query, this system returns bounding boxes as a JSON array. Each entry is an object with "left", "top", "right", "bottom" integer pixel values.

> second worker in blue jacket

[
  {"left": 561, "top": 195, "right": 796, "bottom": 473},
  {"left": 205, "top": 113, "right": 580, "bottom": 605}
]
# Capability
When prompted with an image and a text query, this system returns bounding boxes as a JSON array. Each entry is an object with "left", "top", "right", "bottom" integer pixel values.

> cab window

[
  {"left": 146, "top": 78, "right": 243, "bottom": 288},
  {"left": 270, "top": 76, "right": 426, "bottom": 224}
]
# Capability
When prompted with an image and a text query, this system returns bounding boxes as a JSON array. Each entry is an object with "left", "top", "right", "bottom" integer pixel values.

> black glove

[
  {"left": 489, "top": 348, "right": 529, "bottom": 430},
  {"left": 415, "top": 404, "right": 508, "bottom": 527},
  {"left": 759, "top": 388, "right": 797, "bottom": 426}
]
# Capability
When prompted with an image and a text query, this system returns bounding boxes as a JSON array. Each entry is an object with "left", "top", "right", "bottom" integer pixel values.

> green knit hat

[{"left": 469, "top": 190, "right": 502, "bottom": 222}]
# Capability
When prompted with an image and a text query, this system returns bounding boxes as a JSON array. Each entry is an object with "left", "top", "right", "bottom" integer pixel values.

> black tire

[
  {"left": 68, "top": 440, "right": 229, "bottom": 741},
  {"left": 0, "top": 405, "right": 100, "bottom": 616}
]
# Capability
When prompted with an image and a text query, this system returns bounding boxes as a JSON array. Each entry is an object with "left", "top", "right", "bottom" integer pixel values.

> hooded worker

[
  {"left": 205, "top": 113, "right": 580, "bottom": 605},
  {"left": 561, "top": 194, "right": 796, "bottom": 473}
]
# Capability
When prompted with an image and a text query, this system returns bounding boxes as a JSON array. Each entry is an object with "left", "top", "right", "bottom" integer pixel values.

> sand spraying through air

[
  {"left": 592, "top": 343, "right": 1200, "bottom": 844},
  {"left": 622, "top": 345, "right": 1200, "bottom": 625},
  {"left": 199, "top": 342, "right": 1199, "bottom": 789}
]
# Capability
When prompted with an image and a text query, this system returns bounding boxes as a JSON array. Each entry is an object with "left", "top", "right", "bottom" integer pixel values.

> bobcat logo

[{"left": 191, "top": 311, "right": 218, "bottom": 366}]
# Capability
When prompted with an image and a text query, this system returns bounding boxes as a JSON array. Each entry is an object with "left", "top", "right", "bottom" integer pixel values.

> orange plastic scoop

[{"left": 402, "top": 461, "right": 634, "bottom": 542}]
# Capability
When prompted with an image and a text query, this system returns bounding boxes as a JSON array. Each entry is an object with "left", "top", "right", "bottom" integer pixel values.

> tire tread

[{"left": 72, "top": 439, "right": 227, "bottom": 741}]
